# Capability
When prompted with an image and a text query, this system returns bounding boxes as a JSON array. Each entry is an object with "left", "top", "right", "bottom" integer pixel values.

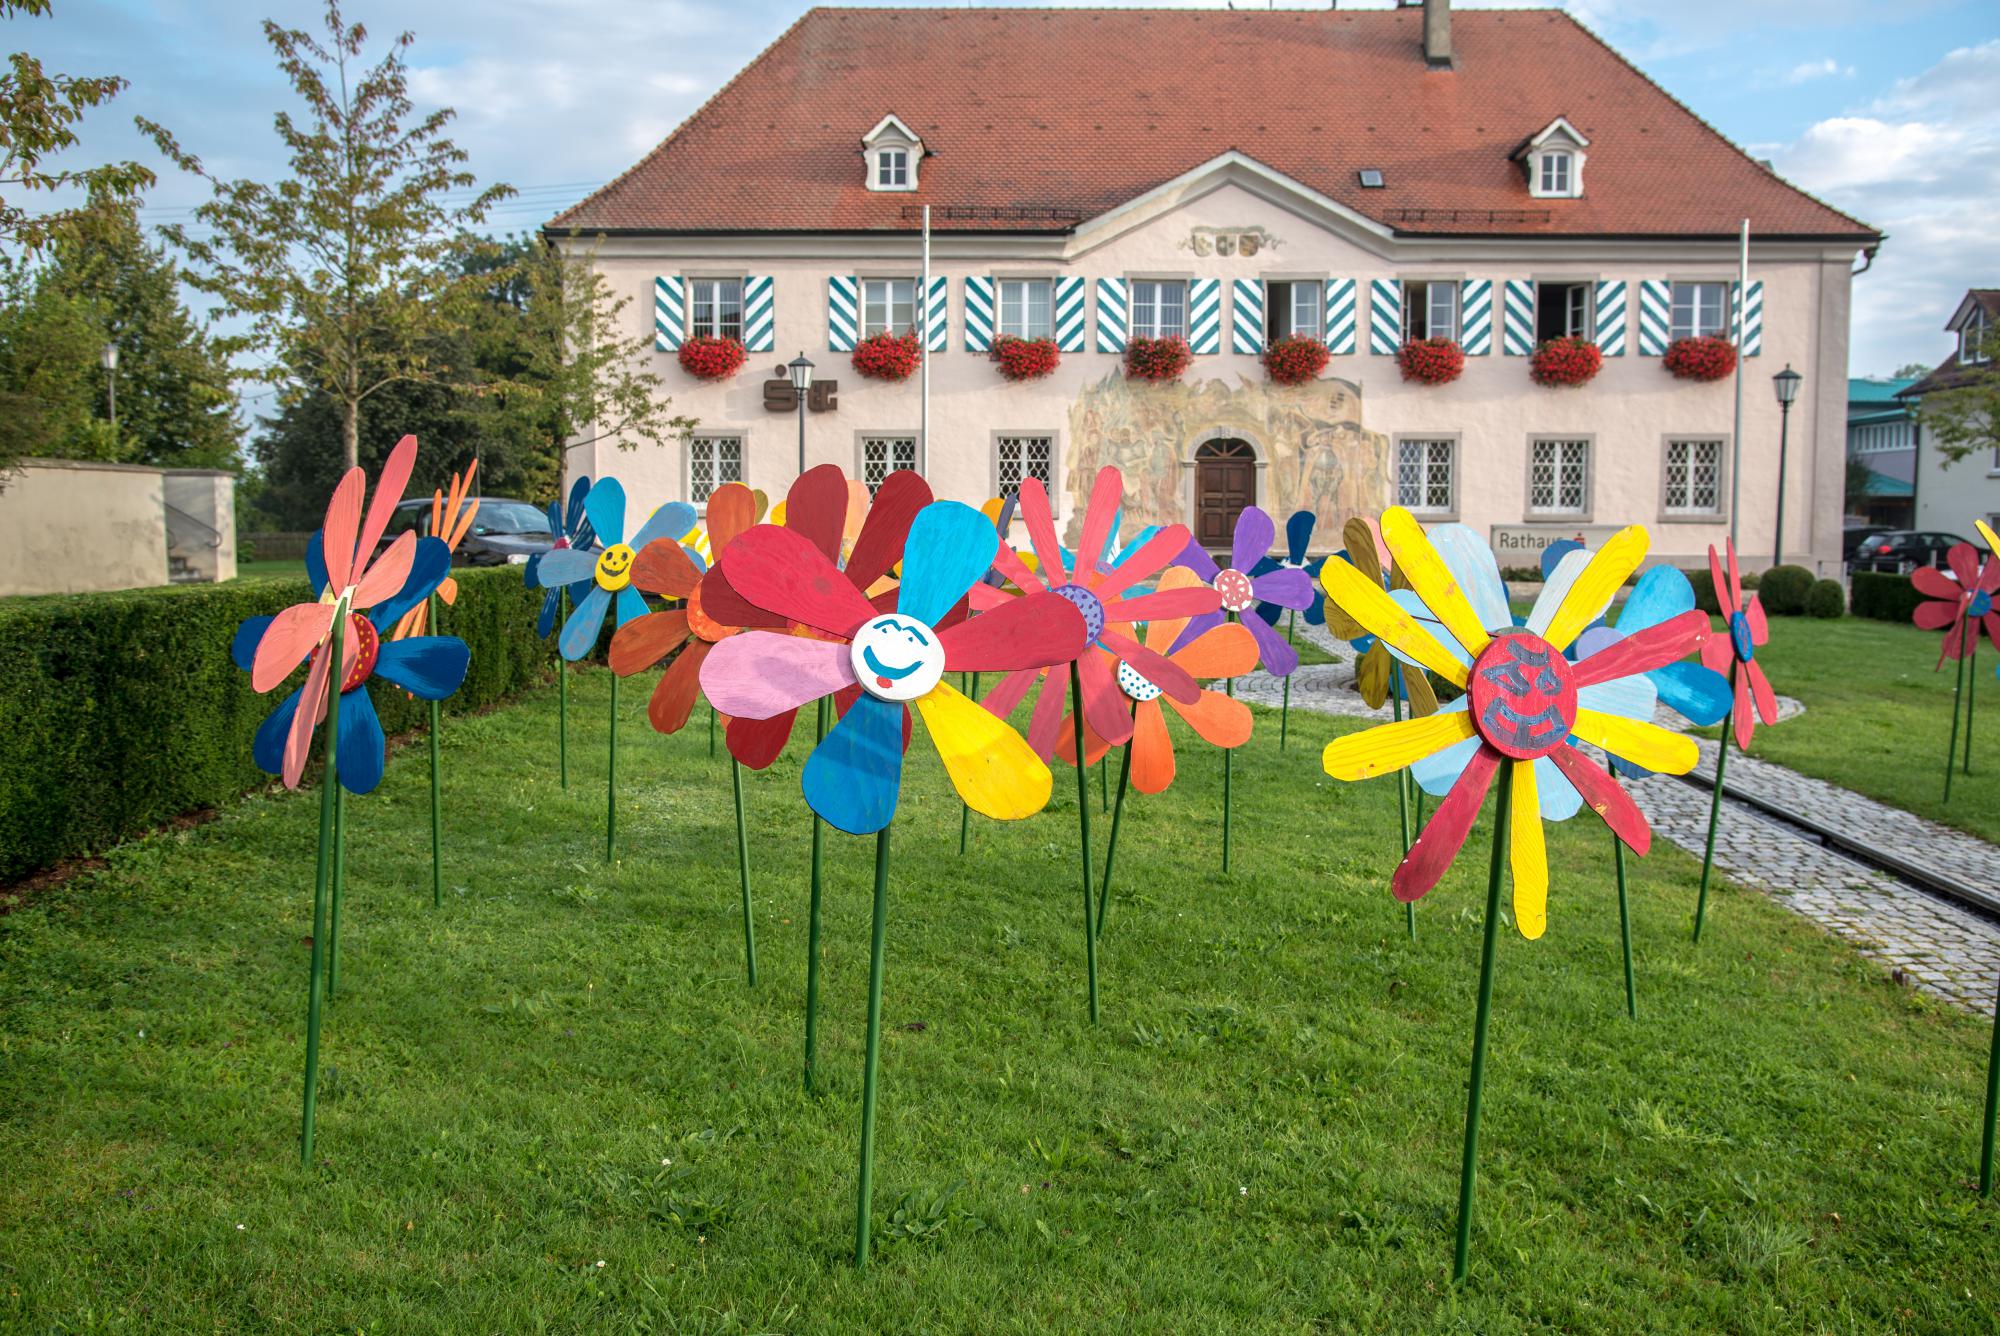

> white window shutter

[
  {"left": 654, "top": 276, "right": 684, "bottom": 352},
  {"left": 1054, "top": 277, "right": 1086, "bottom": 352},
  {"left": 1501, "top": 280, "right": 1535, "bottom": 356},
  {"left": 742, "top": 275, "right": 774, "bottom": 352},
  {"left": 1325, "top": 279, "right": 1357, "bottom": 354},
  {"left": 1460, "top": 280, "right": 1493, "bottom": 354},
  {"left": 963, "top": 276, "right": 994, "bottom": 352},
  {"left": 828, "top": 275, "right": 858, "bottom": 352},
  {"left": 1593, "top": 281, "right": 1627, "bottom": 355},
  {"left": 1094, "top": 278, "right": 1128, "bottom": 353},
  {"left": 1637, "top": 280, "right": 1671, "bottom": 355},
  {"left": 1734, "top": 280, "right": 1763, "bottom": 356},
  {"left": 1230, "top": 279, "right": 1265, "bottom": 353},
  {"left": 925, "top": 277, "right": 948, "bottom": 353},
  {"left": 1368, "top": 280, "right": 1402, "bottom": 354},
  {"left": 1188, "top": 279, "right": 1221, "bottom": 353}
]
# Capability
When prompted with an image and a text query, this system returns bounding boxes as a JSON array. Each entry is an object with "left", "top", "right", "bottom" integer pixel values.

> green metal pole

[
  {"left": 731, "top": 757, "right": 757, "bottom": 987},
  {"left": 1693, "top": 697, "right": 1734, "bottom": 944},
  {"left": 1281, "top": 610, "right": 1296, "bottom": 751},
  {"left": 959, "top": 672, "right": 980, "bottom": 855},
  {"left": 1100, "top": 754, "right": 1109, "bottom": 813},
  {"left": 326, "top": 781, "right": 346, "bottom": 998},
  {"left": 1068, "top": 662, "right": 1100, "bottom": 1026},
  {"left": 1946, "top": 635, "right": 1968, "bottom": 805},
  {"left": 1095, "top": 703, "right": 1136, "bottom": 938},
  {"left": 1393, "top": 683, "right": 1414, "bottom": 941},
  {"left": 301, "top": 606, "right": 346, "bottom": 1167},
  {"left": 607, "top": 670, "right": 620, "bottom": 862},
  {"left": 853, "top": 824, "right": 892, "bottom": 1268},
  {"left": 1981, "top": 974, "right": 1999, "bottom": 1195},
  {"left": 804, "top": 698, "right": 829, "bottom": 1092},
  {"left": 1608, "top": 757, "right": 1636, "bottom": 1020},
  {"left": 558, "top": 588, "right": 569, "bottom": 790},
  {"left": 709, "top": 698, "right": 716, "bottom": 758},
  {"left": 1453, "top": 760, "right": 1513, "bottom": 1285},
  {"left": 1966, "top": 634, "right": 1977, "bottom": 777},
  {"left": 428, "top": 592, "right": 443, "bottom": 910},
  {"left": 1223, "top": 611, "right": 1236, "bottom": 875}
]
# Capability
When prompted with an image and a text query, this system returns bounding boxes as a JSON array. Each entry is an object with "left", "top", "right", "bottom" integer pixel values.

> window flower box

[
  {"left": 851, "top": 332, "right": 922, "bottom": 383},
  {"left": 677, "top": 335, "right": 747, "bottom": 381},
  {"left": 993, "top": 335, "right": 1060, "bottom": 382},
  {"left": 1262, "top": 335, "right": 1330, "bottom": 386},
  {"left": 1123, "top": 335, "right": 1192, "bottom": 383},
  {"left": 1528, "top": 336, "right": 1603, "bottom": 388},
  {"left": 1662, "top": 335, "right": 1737, "bottom": 383},
  {"left": 1397, "top": 337, "right": 1464, "bottom": 387}
]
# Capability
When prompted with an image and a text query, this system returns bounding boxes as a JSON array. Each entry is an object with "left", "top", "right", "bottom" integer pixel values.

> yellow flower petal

[
  {"left": 1318, "top": 557, "right": 1469, "bottom": 689},
  {"left": 1540, "top": 525, "right": 1648, "bottom": 652},
  {"left": 1978, "top": 519, "right": 1999, "bottom": 557},
  {"left": 1509, "top": 761, "right": 1548, "bottom": 940},
  {"left": 1570, "top": 709, "right": 1698, "bottom": 775},
  {"left": 1322, "top": 711, "right": 1475, "bottom": 781},
  {"left": 916, "top": 680, "right": 1053, "bottom": 821},
  {"left": 1381, "top": 507, "right": 1492, "bottom": 658}
]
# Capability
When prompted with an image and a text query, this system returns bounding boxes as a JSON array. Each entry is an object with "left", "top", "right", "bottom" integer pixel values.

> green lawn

[
  {"left": 1724, "top": 614, "right": 2000, "bottom": 843},
  {"left": 230, "top": 559, "right": 310, "bottom": 583},
  {"left": 3, "top": 667, "right": 1997, "bottom": 1332}
]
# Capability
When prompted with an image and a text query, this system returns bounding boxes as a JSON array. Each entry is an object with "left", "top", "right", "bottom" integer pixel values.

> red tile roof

[{"left": 551, "top": 7, "right": 1877, "bottom": 241}]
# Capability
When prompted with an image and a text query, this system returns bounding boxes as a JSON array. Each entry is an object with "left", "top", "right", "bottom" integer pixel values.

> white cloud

[{"left": 1784, "top": 58, "right": 1854, "bottom": 85}]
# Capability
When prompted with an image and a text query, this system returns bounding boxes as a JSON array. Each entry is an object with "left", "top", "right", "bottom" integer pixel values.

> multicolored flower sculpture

[
  {"left": 975, "top": 470, "right": 1215, "bottom": 756},
  {"left": 1169, "top": 505, "right": 1316, "bottom": 675},
  {"left": 525, "top": 475, "right": 596, "bottom": 639},
  {"left": 1697, "top": 538, "right": 1780, "bottom": 749},
  {"left": 531, "top": 479, "right": 698, "bottom": 661},
  {"left": 1576, "top": 566, "right": 1734, "bottom": 778},
  {"left": 1251, "top": 510, "right": 1328, "bottom": 629},
  {"left": 1323, "top": 516, "right": 1440, "bottom": 717},
  {"left": 1913, "top": 543, "right": 2000, "bottom": 666},
  {"left": 1320, "top": 509, "right": 1705, "bottom": 937},
  {"left": 391, "top": 458, "right": 479, "bottom": 639}
]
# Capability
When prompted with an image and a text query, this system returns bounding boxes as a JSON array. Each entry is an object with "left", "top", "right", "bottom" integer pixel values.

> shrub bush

[
  {"left": 0, "top": 567, "right": 554, "bottom": 882},
  {"left": 1805, "top": 579, "right": 1846, "bottom": 619},
  {"left": 1759, "top": 564, "right": 1815, "bottom": 616},
  {"left": 1687, "top": 566, "right": 1762, "bottom": 615},
  {"left": 1851, "top": 570, "right": 1926, "bottom": 623}
]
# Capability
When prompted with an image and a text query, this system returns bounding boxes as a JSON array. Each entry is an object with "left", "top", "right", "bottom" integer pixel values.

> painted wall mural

[{"left": 1063, "top": 371, "right": 1390, "bottom": 550}]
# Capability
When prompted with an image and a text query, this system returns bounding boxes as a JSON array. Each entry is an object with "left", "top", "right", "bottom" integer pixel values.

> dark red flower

[{"left": 1397, "top": 338, "right": 1464, "bottom": 386}]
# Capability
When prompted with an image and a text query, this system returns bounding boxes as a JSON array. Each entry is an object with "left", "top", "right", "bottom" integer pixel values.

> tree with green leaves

[
  {"left": 160, "top": 1, "right": 512, "bottom": 473},
  {"left": 1912, "top": 322, "right": 2000, "bottom": 469}
]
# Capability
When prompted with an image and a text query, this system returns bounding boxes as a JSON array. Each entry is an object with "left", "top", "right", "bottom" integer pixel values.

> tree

[
  {"left": 0, "top": 253, "right": 111, "bottom": 466},
  {"left": 1912, "top": 323, "right": 2000, "bottom": 468},
  {"left": 0, "top": 1, "right": 177, "bottom": 250},
  {"left": 1892, "top": 362, "right": 1933, "bottom": 380},
  {"left": 160, "top": 1, "right": 511, "bottom": 472}
]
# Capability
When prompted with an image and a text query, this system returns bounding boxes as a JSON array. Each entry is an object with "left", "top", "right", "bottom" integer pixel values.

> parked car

[
  {"left": 1842, "top": 521, "right": 1892, "bottom": 563},
  {"left": 379, "top": 495, "right": 557, "bottom": 566},
  {"left": 1852, "top": 529, "right": 1971, "bottom": 573}
]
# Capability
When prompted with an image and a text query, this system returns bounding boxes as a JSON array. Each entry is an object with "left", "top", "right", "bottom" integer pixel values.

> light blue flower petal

[
  {"left": 630, "top": 500, "right": 698, "bottom": 552},
  {"left": 896, "top": 501, "right": 996, "bottom": 626},
  {"left": 534, "top": 547, "right": 598, "bottom": 588},
  {"left": 1429, "top": 523, "right": 1511, "bottom": 634},
  {"left": 1381, "top": 588, "right": 1470, "bottom": 671},
  {"left": 614, "top": 584, "right": 649, "bottom": 628},
  {"left": 1653, "top": 660, "right": 1732, "bottom": 727},
  {"left": 1535, "top": 753, "right": 1584, "bottom": 821},
  {"left": 1527, "top": 548, "right": 1595, "bottom": 637},
  {"left": 1411, "top": 697, "right": 1476, "bottom": 797},
  {"left": 1578, "top": 672, "right": 1657, "bottom": 722},
  {"left": 558, "top": 584, "right": 611, "bottom": 661},
  {"left": 583, "top": 477, "right": 626, "bottom": 547},
  {"left": 1617, "top": 564, "right": 1697, "bottom": 634}
]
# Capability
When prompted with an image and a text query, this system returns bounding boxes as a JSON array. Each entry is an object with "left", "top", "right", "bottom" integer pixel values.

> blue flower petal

[
  {"left": 1652, "top": 660, "right": 1732, "bottom": 727},
  {"left": 897, "top": 502, "right": 997, "bottom": 626},
  {"left": 630, "top": 500, "right": 698, "bottom": 552},
  {"left": 1617, "top": 565, "right": 1697, "bottom": 634},
  {"left": 558, "top": 585, "right": 611, "bottom": 661},
  {"left": 563, "top": 475, "right": 592, "bottom": 539},
  {"left": 232, "top": 615, "right": 275, "bottom": 672},
  {"left": 533, "top": 547, "right": 598, "bottom": 588},
  {"left": 336, "top": 686, "right": 386, "bottom": 795},
  {"left": 536, "top": 586, "right": 560, "bottom": 639},
  {"left": 1429, "top": 523, "right": 1511, "bottom": 635},
  {"left": 583, "top": 477, "right": 626, "bottom": 547},
  {"left": 614, "top": 584, "right": 649, "bottom": 628},
  {"left": 252, "top": 688, "right": 302, "bottom": 776},
  {"left": 371, "top": 536, "right": 451, "bottom": 631},
  {"left": 1534, "top": 753, "right": 1584, "bottom": 821},
  {"left": 375, "top": 636, "right": 471, "bottom": 700},
  {"left": 1412, "top": 697, "right": 1477, "bottom": 797},
  {"left": 802, "top": 693, "right": 906, "bottom": 834},
  {"left": 305, "top": 530, "right": 328, "bottom": 597}
]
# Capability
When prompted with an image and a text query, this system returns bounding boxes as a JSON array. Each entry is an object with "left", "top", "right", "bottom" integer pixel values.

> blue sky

[{"left": 32, "top": 0, "right": 2000, "bottom": 380}]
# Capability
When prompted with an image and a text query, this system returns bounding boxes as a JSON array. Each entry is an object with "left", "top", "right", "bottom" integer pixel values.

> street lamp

[
  {"left": 1771, "top": 363, "right": 1802, "bottom": 567},
  {"left": 100, "top": 342, "right": 119, "bottom": 436},
  {"left": 788, "top": 352, "right": 815, "bottom": 476}
]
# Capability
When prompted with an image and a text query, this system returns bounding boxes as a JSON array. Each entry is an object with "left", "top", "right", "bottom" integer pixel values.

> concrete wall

[
  {"left": 164, "top": 469, "right": 237, "bottom": 582},
  {"left": 0, "top": 459, "right": 166, "bottom": 596},
  {"left": 565, "top": 176, "right": 1858, "bottom": 574},
  {"left": 1914, "top": 416, "right": 2000, "bottom": 539}
]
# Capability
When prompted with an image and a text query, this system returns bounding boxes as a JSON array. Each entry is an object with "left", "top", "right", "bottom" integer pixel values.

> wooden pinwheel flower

[
  {"left": 390, "top": 459, "right": 478, "bottom": 638},
  {"left": 1912, "top": 540, "right": 2000, "bottom": 803},
  {"left": 700, "top": 500, "right": 1086, "bottom": 1269},
  {"left": 1691, "top": 539, "right": 1780, "bottom": 940},
  {"left": 1249, "top": 509, "right": 1327, "bottom": 748},
  {"left": 525, "top": 475, "right": 596, "bottom": 640},
  {"left": 1323, "top": 516, "right": 1441, "bottom": 717},
  {"left": 1170, "top": 504, "right": 1316, "bottom": 676},
  {"left": 1318, "top": 506, "right": 1706, "bottom": 1282}
]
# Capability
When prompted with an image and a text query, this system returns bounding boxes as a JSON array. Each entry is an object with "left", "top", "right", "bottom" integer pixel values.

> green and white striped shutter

[
  {"left": 653, "top": 276, "right": 685, "bottom": 352},
  {"left": 1501, "top": 280, "right": 1536, "bottom": 355},
  {"left": 924, "top": 277, "right": 948, "bottom": 353},
  {"left": 1593, "top": 281, "right": 1627, "bottom": 355},
  {"left": 827, "top": 275, "right": 859, "bottom": 352},
  {"left": 1733, "top": 280, "right": 1763, "bottom": 356},
  {"left": 1325, "top": 279, "right": 1357, "bottom": 354},
  {"left": 1636, "top": 280, "right": 1671, "bottom": 356},
  {"left": 1368, "top": 279, "right": 1402, "bottom": 354},
  {"left": 1188, "top": 278, "right": 1222, "bottom": 353},
  {"left": 742, "top": 275, "right": 774, "bottom": 352},
  {"left": 963, "top": 276, "right": 994, "bottom": 352},
  {"left": 1460, "top": 280, "right": 1493, "bottom": 354},
  {"left": 1230, "top": 279, "right": 1265, "bottom": 354},
  {"left": 1054, "top": 277, "right": 1086, "bottom": 352},
  {"left": 1095, "top": 278, "right": 1128, "bottom": 353}
]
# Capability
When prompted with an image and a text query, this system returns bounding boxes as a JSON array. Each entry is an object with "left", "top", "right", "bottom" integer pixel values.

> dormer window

[
  {"left": 1962, "top": 308, "right": 1990, "bottom": 364},
  {"left": 862, "top": 113, "right": 923, "bottom": 193},
  {"left": 1518, "top": 116, "right": 1589, "bottom": 200}
]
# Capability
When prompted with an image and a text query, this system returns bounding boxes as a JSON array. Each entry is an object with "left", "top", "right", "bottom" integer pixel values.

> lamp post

[
  {"left": 1771, "top": 363, "right": 1802, "bottom": 567},
  {"left": 788, "top": 352, "right": 815, "bottom": 476},
  {"left": 101, "top": 342, "right": 119, "bottom": 437}
]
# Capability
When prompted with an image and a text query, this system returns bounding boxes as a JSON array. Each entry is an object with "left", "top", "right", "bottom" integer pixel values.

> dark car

[
  {"left": 1853, "top": 529, "right": 1970, "bottom": 573},
  {"left": 379, "top": 495, "right": 556, "bottom": 567},
  {"left": 1842, "top": 521, "right": 1892, "bottom": 563}
]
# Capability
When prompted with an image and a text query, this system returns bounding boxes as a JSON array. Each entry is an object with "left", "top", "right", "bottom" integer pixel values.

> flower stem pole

[
  {"left": 1101, "top": 755, "right": 1109, "bottom": 813},
  {"left": 1223, "top": 612, "right": 1236, "bottom": 874},
  {"left": 557, "top": 588, "right": 569, "bottom": 791},
  {"left": 1454, "top": 760, "right": 1513, "bottom": 1284},
  {"left": 1694, "top": 701, "right": 1734, "bottom": 945},
  {"left": 708, "top": 699, "right": 716, "bottom": 757},
  {"left": 958, "top": 672, "right": 979, "bottom": 855},
  {"left": 804, "top": 698, "right": 829, "bottom": 1092},
  {"left": 1393, "top": 683, "right": 1414, "bottom": 941},
  {"left": 731, "top": 757, "right": 757, "bottom": 987},
  {"left": 327, "top": 784, "right": 346, "bottom": 998},
  {"left": 1946, "top": 633, "right": 1968, "bottom": 805},
  {"left": 1981, "top": 976, "right": 2000, "bottom": 1195},
  {"left": 1966, "top": 635, "right": 1978, "bottom": 776},
  {"left": 301, "top": 606, "right": 346, "bottom": 1167},
  {"left": 428, "top": 592, "right": 443, "bottom": 910},
  {"left": 1281, "top": 611, "right": 1296, "bottom": 751},
  {"left": 1068, "top": 662, "right": 1100, "bottom": 1025},
  {"left": 1096, "top": 701, "right": 1137, "bottom": 938},
  {"left": 1608, "top": 757, "right": 1637, "bottom": 1020},
  {"left": 606, "top": 671, "right": 620, "bottom": 862},
  {"left": 853, "top": 824, "right": 892, "bottom": 1268}
]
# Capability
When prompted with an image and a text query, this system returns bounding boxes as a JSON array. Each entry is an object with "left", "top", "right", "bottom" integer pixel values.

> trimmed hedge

[
  {"left": 0, "top": 567, "right": 554, "bottom": 882},
  {"left": 1759, "top": 564, "right": 1815, "bottom": 616},
  {"left": 1851, "top": 570, "right": 1925, "bottom": 624},
  {"left": 1687, "top": 566, "right": 1761, "bottom": 615},
  {"left": 1805, "top": 579, "right": 1846, "bottom": 619}
]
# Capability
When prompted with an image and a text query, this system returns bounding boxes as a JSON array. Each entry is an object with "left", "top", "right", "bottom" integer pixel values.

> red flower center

[
  {"left": 340, "top": 613, "right": 380, "bottom": 692},
  {"left": 1468, "top": 631, "right": 1577, "bottom": 760},
  {"left": 1214, "top": 568, "right": 1254, "bottom": 612}
]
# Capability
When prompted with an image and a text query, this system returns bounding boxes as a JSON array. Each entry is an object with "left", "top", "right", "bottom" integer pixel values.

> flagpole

[{"left": 1729, "top": 217, "right": 1747, "bottom": 551}]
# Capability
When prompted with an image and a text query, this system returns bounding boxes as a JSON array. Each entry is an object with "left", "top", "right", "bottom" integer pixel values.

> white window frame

[
  {"left": 861, "top": 278, "right": 917, "bottom": 339},
  {"left": 1537, "top": 152, "right": 1573, "bottom": 198},
  {"left": 862, "top": 116, "right": 922, "bottom": 194},
  {"left": 1402, "top": 280, "right": 1460, "bottom": 342},
  {"left": 1669, "top": 282, "right": 1730, "bottom": 341},
  {"left": 688, "top": 434, "right": 744, "bottom": 507},
  {"left": 858, "top": 433, "right": 919, "bottom": 495},
  {"left": 876, "top": 148, "right": 909, "bottom": 190},
  {"left": 1527, "top": 436, "right": 1592, "bottom": 519},
  {"left": 996, "top": 278, "right": 1054, "bottom": 340},
  {"left": 1266, "top": 280, "right": 1322, "bottom": 341},
  {"left": 1962, "top": 310, "right": 1990, "bottom": 364},
  {"left": 1129, "top": 279, "right": 1187, "bottom": 340},
  {"left": 1661, "top": 436, "right": 1726, "bottom": 519},
  {"left": 994, "top": 432, "right": 1057, "bottom": 508},
  {"left": 688, "top": 277, "right": 744, "bottom": 342},
  {"left": 1394, "top": 435, "right": 1457, "bottom": 517}
]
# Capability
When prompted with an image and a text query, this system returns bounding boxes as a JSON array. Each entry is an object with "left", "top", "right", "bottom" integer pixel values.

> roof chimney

[{"left": 1424, "top": 0, "right": 1452, "bottom": 68}]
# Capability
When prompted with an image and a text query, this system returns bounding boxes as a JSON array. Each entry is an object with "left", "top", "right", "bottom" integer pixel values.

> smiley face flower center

[
  {"left": 595, "top": 543, "right": 635, "bottom": 591},
  {"left": 1468, "top": 630, "right": 1578, "bottom": 761},
  {"left": 849, "top": 613, "right": 947, "bottom": 703},
  {"left": 1214, "top": 568, "right": 1255, "bottom": 612}
]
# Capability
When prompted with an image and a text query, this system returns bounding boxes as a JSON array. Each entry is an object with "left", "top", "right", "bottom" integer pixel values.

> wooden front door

[{"left": 1194, "top": 439, "right": 1255, "bottom": 549}]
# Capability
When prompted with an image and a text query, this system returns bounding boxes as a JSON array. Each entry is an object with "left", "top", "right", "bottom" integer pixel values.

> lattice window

[
  {"left": 861, "top": 435, "right": 918, "bottom": 494},
  {"left": 1664, "top": 438, "right": 1723, "bottom": 514},
  {"left": 996, "top": 434, "right": 1053, "bottom": 502},
  {"left": 688, "top": 435, "right": 742, "bottom": 504},
  {"left": 1529, "top": 438, "right": 1589, "bottom": 515},
  {"left": 1396, "top": 438, "right": 1454, "bottom": 513}
]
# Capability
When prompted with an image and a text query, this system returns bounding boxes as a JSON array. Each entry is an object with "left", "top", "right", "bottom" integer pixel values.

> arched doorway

[{"left": 1193, "top": 438, "right": 1255, "bottom": 548}]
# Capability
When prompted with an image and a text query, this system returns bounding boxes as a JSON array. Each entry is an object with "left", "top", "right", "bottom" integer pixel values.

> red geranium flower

[
  {"left": 678, "top": 335, "right": 747, "bottom": 381},
  {"left": 851, "top": 332, "right": 922, "bottom": 382},
  {"left": 1663, "top": 336, "right": 1737, "bottom": 382},
  {"left": 1123, "top": 335, "right": 1192, "bottom": 383},
  {"left": 1398, "top": 338, "right": 1464, "bottom": 386},
  {"left": 1262, "top": 335, "right": 1330, "bottom": 386},
  {"left": 994, "top": 335, "right": 1060, "bottom": 381},
  {"left": 1529, "top": 336, "right": 1602, "bottom": 388}
]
